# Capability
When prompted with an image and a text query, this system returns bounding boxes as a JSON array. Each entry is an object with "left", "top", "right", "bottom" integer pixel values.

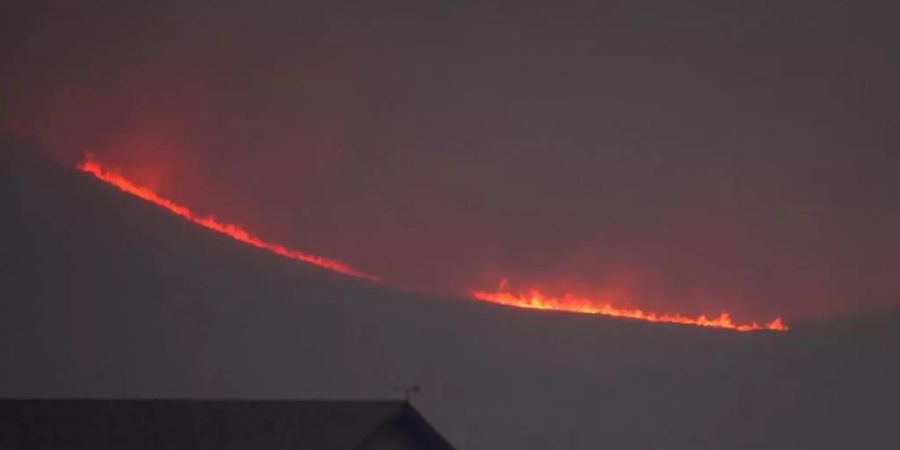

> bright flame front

[
  {"left": 473, "top": 283, "right": 788, "bottom": 332},
  {"left": 78, "top": 159, "right": 379, "bottom": 281},
  {"left": 77, "top": 157, "right": 788, "bottom": 332}
]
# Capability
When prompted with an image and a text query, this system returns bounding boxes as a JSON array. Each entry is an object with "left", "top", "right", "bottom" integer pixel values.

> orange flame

[
  {"left": 76, "top": 157, "right": 788, "bottom": 332},
  {"left": 78, "top": 158, "right": 379, "bottom": 281},
  {"left": 473, "top": 282, "right": 788, "bottom": 332}
]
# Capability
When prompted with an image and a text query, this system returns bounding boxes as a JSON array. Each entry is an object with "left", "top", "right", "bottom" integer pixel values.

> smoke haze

[{"left": 3, "top": 0, "right": 900, "bottom": 320}]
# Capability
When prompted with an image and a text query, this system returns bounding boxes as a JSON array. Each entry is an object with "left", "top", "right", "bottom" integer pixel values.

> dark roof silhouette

[{"left": 0, "top": 399, "right": 455, "bottom": 450}]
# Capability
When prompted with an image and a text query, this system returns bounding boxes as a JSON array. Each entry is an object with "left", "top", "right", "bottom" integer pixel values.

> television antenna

[{"left": 392, "top": 384, "right": 422, "bottom": 402}]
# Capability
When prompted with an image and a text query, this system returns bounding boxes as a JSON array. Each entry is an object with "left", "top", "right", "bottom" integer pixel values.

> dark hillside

[{"left": 2, "top": 139, "right": 898, "bottom": 449}]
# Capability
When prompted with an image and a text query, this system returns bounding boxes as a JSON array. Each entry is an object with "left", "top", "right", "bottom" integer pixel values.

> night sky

[{"left": 4, "top": 0, "right": 900, "bottom": 321}]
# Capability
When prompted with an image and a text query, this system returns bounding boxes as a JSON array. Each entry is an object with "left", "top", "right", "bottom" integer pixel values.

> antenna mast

[{"left": 392, "top": 384, "right": 422, "bottom": 402}]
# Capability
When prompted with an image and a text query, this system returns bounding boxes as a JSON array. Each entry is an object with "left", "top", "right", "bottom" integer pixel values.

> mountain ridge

[{"left": 2, "top": 137, "right": 898, "bottom": 449}]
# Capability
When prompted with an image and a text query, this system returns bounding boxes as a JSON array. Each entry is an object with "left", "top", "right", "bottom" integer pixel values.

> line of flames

[
  {"left": 78, "top": 158, "right": 787, "bottom": 332},
  {"left": 472, "top": 286, "right": 788, "bottom": 332},
  {"left": 78, "top": 159, "right": 379, "bottom": 281}
]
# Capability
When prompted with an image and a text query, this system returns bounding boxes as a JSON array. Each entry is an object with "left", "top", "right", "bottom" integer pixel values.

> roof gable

[
  {"left": 0, "top": 399, "right": 424, "bottom": 450},
  {"left": 358, "top": 403, "right": 455, "bottom": 450}
]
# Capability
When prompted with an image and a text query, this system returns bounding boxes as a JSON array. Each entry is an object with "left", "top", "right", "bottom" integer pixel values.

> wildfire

[
  {"left": 77, "top": 157, "right": 788, "bottom": 332},
  {"left": 78, "top": 158, "right": 379, "bottom": 281},
  {"left": 472, "top": 281, "right": 788, "bottom": 332}
]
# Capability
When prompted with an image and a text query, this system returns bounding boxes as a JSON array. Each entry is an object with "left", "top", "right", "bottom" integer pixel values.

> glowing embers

[
  {"left": 472, "top": 280, "right": 788, "bottom": 332},
  {"left": 78, "top": 159, "right": 379, "bottom": 281}
]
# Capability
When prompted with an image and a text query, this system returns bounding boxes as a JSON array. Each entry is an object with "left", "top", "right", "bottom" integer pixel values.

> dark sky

[{"left": 3, "top": 0, "right": 899, "bottom": 320}]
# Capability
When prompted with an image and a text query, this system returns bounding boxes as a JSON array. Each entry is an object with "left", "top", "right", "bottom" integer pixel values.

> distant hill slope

[{"left": 2, "top": 137, "right": 898, "bottom": 449}]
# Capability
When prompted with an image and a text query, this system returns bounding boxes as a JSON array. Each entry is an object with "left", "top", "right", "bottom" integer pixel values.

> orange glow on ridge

[
  {"left": 473, "top": 280, "right": 788, "bottom": 332},
  {"left": 78, "top": 158, "right": 379, "bottom": 281},
  {"left": 77, "top": 157, "right": 788, "bottom": 332}
]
